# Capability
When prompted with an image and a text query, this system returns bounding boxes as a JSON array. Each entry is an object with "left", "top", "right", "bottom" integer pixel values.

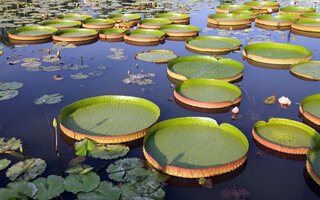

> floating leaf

[
  {"left": 25, "top": 66, "right": 43, "bottom": 71},
  {"left": 89, "top": 71, "right": 103, "bottom": 76},
  {"left": 64, "top": 172, "right": 100, "bottom": 194},
  {"left": 75, "top": 138, "right": 95, "bottom": 157},
  {"left": 0, "top": 159, "right": 11, "bottom": 170},
  {"left": 21, "top": 62, "right": 42, "bottom": 67},
  {"left": 43, "top": 66, "right": 62, "bottom": 72},
  {"left": 120, "top": 182, "right": 165, "bottom": 200},
  {"left": 77, "top": 181, "right": 121, "bottom": 200},
  {"left": 0, "top": 90, "right": 19, "bottom": 101},
  {"left": 264, "top": 95, "right": 276, "bottom": 105},
  {"left": 7, "top": 60, "right": 21, "bottom": 65},
  {"left": 106, "top": 158, "right": 143, "bottom": 182},
  {"left": 6, "top": 158, "right": 46, "bottom": 181},
  {"left": 96, "top": 65, "right": 110, "bottom": 70},
  {"left": 0, "top": 82, "right": 23, "bottom": 90},
  {"left": 0, "top": 181, "right": 37, "bottom": 200},
  {"left": 63, "top": 64, "right": 89, "bottom": 70},
  {"left": 0, "top": 137, "right": 22, "bottom": 154},
  {"left": 122, "top": 73, "right": 155, "bottom": 85},
  {"left": 70, "top": 73, "right": 89, "bottom": 80},
  {"left": 42, "top": 54, "right": 60, "bottom": 63},
  {"left": 69, "top": 156, "right": 86, "bottom": 166},
  {"left": 34, "top": 93, "right": 64, "bottom": 105},
  {"left": 33, "top": 175, "right": 65, "bottom": 200},
  {"left": 7, "top": 55, "right": 22, "bottom": 59},
  {"left": 22, "top": 58, "right": 40, "bottom": 63},
  {"left": 65, "top": 165, "right": 93, "bottom": 175}
]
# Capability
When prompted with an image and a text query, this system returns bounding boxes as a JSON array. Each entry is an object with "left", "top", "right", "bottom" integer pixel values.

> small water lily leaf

[
  {"left": 21, "top": 62, "right": 42, "bottom": 67},
  {"left": 106, "top": 158, "right": 143, "bottom": 182},
  {"left": 69, "top": 156, "right": 86, "bottom": 166},
  {"left": 43, "top": 66, "right": 62, "bottom": 72},
  {"left": 88, "top": 144, "right": 129, "bottom": 160},
  {"left": 25, "top": 66, "right": 43, "bottom": 71},
  {"left": 7, "top": 60, "right": 21, "bottom": 65},
  {"left": 120, "top": 182, "right": 165, "bottom": 200},
  {"left": 34, "top": 93, "right": 63, "bottom": 105},
  {"left": 0, "top": 137, "right": 22, "bottom": 154},
  {"left": 0, "top": 82, "right": 23, "bottom": 90},
  {"left": 33, "top": 175, "right": 65, "bottom": 200},
  {"left": 75, "top": 138, "right": 96, "bottom": 157},
  {"left": 65, "top": 165, "right": 93, "bottom": 175},
  {"left": 42, "top": 54, "right": 60, "bottom": 63},
  {"left": 0, "top": 159, "right": 11, "bottom": 170},
  {"left": 7, "top": 181, "right": 37, "bottom": 198},
  {"left": 64, "top": 172, "right": 100, "bottom": 194},
  {"left": 122, "top": 73, "right": 156, "bottom": 85},
  {"left": 70, "top": 73, "right": 89, "bottom": 80},
  {"left": 6, "top": 158, "right": 46, "bottom": 181},
  {"left": 7, "top": 55, "right": 22, "bottom": 59},
  {"left": 0, "top": 188, "right": 20, "bottom": 200},
  {"left": 89, "top": 71, "right": 103, "bottom": 76},
  {"left": 0, "top": 90, "right": 19, "bottom": 101},
  {"left": 77, "top": 181, "right": 120, "bottom": 200},
  {"left": 22, "top": 58, "right": 40, "bottom": 63},
  {"left": 96, "top": 65, "right": 110, "bottom": 70}
]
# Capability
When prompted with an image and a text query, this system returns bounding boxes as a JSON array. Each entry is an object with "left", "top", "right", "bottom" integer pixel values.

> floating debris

[
  {"left": 34, "top": 93, "right": 64, "bottom": 105},
  {"left": 53, "top": 75, "right": 64, "bottom": 81},
  {"left": 264, "top": 95, "right": 276, "bottom": 105}
]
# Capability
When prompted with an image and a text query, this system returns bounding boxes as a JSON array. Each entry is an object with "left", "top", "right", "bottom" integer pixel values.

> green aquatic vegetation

[
  {"left": 7, "top": 60, "right": 21, "bottom": 65},
  {"left": 25, "top": 66, "right": 43, "bottom": 72},
  {"left": 0, "top": 181, "right": 37, "bottom": 200},
  {"left": 21, "top": 61, "right": 42, "bottom": 67},
  {"left": 96, "top": 65, "right": 110, "bottom": 70},
  {"left": 0, "top": 90, "right": 19, "bottom": 101},
  {"left": 7, "top": 55, "right": 22, "bottom": 59},
  {"left": 77, "top": 181, "right": 121, "bottom": 200},
  {"left": 63, "top": 64, "right": 89, "bottom": 70},
  {"left": 107, "top": 48, "right": 128, "bottom": 60},
  {"left": 70, "top": 72, "right": 89, "bottom": 79},
  {"left": 43, "top": 66, "right": 62, "bottom": 72},
  {"left": 34, "top": 93, "right": 64, "bottom": 105},
  {"left": 42, "top": 54, "right": 60, "bottom": 63},
  {"left": 6, "top": 158, "right": 46, "bottom": 181},
  {"left": 0, "top": 159, "right": 11, "bottom": 171},
  {"left": 32, "top": 175, "right": 65, "bottom": 200},
  {"left": 21, "top": 58, "right": 40, "bottom": 63},
  {"left": 64, "top": 172, "right": 100, "bottom": 194},
  {"left": 106, "top": 158, "right": 144, "bottom": 182},
  {"left": 0, "top": 82, "right": 23, "bottom": 90},
  {"left": 89, "top": 71, "right": 104, "bottom": 76},
  {"left": 75, "top": 138, "right": 129, "bottom": 160},
  {"left": 122, "top": 73, "right": 156, "bottom": 85},
  {"left": 65, "top": 165, "right": 93, "bottom": 175},
  {"left": 0, "top": 137, "right": 22, "bottom": 154}
]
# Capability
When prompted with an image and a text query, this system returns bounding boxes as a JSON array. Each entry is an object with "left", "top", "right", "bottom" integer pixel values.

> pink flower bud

[{"left": 231, "top": 106, "right": 239, "bottom": 114}]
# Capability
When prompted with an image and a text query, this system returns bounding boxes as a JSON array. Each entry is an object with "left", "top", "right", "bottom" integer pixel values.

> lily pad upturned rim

[
  {"left": 81, "top": 19, "right": 116, "bottom": 29},
  {"left": 40, "top": 20, "right": 81, "bottom": 29},
  {"left": 7, "top": 25, "right": 58, "bottom": 40},
  {"left": 143, "top": 117, "right": 249, "bottom": 178},
  {"left": 307, "top": 145, "right": 320, "bottom": 186},
  {"left": 242, "top": 42, "right": 312, "bottom": 65},
  {"left": 158, "top": 24, "right": 199, "bottom": 37},
  {"left": 154, "top": 13, "right": 190, "bottom": 24},
  {"left": 98, "top": 28, "right": 128, "bottom": 39},
  {"left": 253, "top": 118, "right": 320, "bottom": 155},
  {"left": 185, "top": 36, "right": 241, "bottom": 54},
  {"left": 124, "top": 29, "right": 166, "bottom": 43},
  {"left": 135, "top": 50, "right": 178, "bottom": 64},
  {"left": 290, "top": 61, "right": 320, "bottom": 81},
  {"left": 216, "top": 5, "right": 253, "bottom": 13},
  {"left": 138, "top": 18, "right": 173, "bottom": 29},
  {"left": 52, "top": 28, "right": 98, "bottom": 42},
  {"left": 255, "top": 15, "right": 297, "bottom": 27},
  {"left": 230, "top": 10, "right": 259, "bottom": 17},
  {"left": 302, "top": 12, "right": 320, "bottom": 19},
  {"left": 208, "top": 13, "right": 252, "bottom": 26},
  {"left": 59, "top": 95, "right": 160, "bottom": 144},
  {"left": 279, "top": 6, "right": 316, "bottom": 14},
  {"left": 300, "top": 94, "right": 320, "bottom": 126},
  {"left": 292, "top": 18, "right": 320, "bottom": 32},
  {"left": 167, "top": 56, "right": 244, "bottom": 83},
  {"left": 107, "top": 13, "right": 141, "bottom": 23},
  {"left": 56, "top": 14, "right": 92, "bottom": 21},
  {"left": 174, "top": 79, "right": 241, "bottom": 109},
  {"left": 243, "top": 1, "right": 279, "bottom": 10}
]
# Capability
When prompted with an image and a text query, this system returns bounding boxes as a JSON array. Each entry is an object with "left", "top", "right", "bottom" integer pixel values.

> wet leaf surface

[
  {"left": 34, "top": 93, "right": 64, "bottom": 105},
  {"left": 6, "top": 158, "right": 46, "bottom": 181}
]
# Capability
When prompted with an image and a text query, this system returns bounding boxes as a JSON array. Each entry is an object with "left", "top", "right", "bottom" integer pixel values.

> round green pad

[
  {"left": 291, "top": 61, "right": 320, "bottom": 80},
  {"left": 136, "top": 51, "right": 177, "bottom": 62},
  {"left": 9, "top": 26, "right": 57, "bottom": 36},
  {"left": 59, "top": 96, "right": 160, "bottom": 136},
  {"left": 144, "top": 117, "right": 248, "bottom": 169},
  {"left": 53, "top": 28, "right": 97, "bottom": 37},
  {"left": 301, "top": 94, "right": 320, "bottom": 118},
  {"left": 187, "top": 36, "right": 240, "bottom": 49}
]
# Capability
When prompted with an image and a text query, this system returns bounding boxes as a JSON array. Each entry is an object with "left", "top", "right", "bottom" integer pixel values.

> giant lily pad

[
  {"left": 52, "top": 28, "right": 98, "bottom": 42},
  {"left": 279, "top": 6, "right": 316, "bottom": 15},
  {"left": 135, "top": 50, "right": 178, "bottom": 63},
  {"left": 243, "top": 43, "right": 312, "bottom": 65},
  {"left": 82, "top": 19, "right": 115, "bottom": 29},
  {"left": 143, "top": 117, "right": 249, "bottom": 178},
  {"left": 41, "top": 20, "right": 81, "bottom": 29},
  {"left": 138, "top": 18, "right": 172, "bottom": 29},
  {"left": 0, "top": 137, "right": 22, "bottom": 154},
  {"left": 306, "top": 145, "right": 320, "bottom": 186},
  {"left": 244, "top": 1, "right": 279, "bottom": 12},
  {"left": 159, "top": 24, "right": 199, "bottom": 37},
  {"left": 186, "top": 36, "right": 241, "bottom": 54},
  {"left": 154, "top": 13, "right": 190, "bottom": 24},
  {"left": 208, "top": 13, "right": 252, "bottom": 26},
  {"left": 64, "top": 172, "right": 100, "bottom": 194},
  {"left": 124, "top": 29, "right": 165, "bottom": 43},
  {"left": 255, "top": 15, "right": 297, "bottom": 27},
  {"left": 8, "top": 26, "right": 58, "bottom": 40},
  {"left": 59, "top": 95, "right": 160, "bottom": 143},
  {"left": 230, "top": 10, "right": 259, "bottom": 18},
  {"left": 302, "top": 12, "right": 320, "bottom": 19},
  {"left": 216, "top": 5, "right": 253, "bottom": 13},
  {"left": 174, "top": 79, "right": 241, "bottom": 109},
  {"left": 107, "top": 14, "right": 141, "bottom": 23},
  {"left": 253, "top": 118, "right": 320, "bottom": 155},
  {"left": 167, "top": 56, "right": 244, "bottom": 82},
  {"left": 300, "top": 94, "right": 320, "bottom": 126},
  {"left": 6, "top": 158, "right": 46, "bottom": 181},
  {"left": 32, "top": 175, "right": 65, "bottom": 200},
  {"left": 290, "top": 61, "right": 320, "bottom": 81},
  {"left": 56, "top": 14, "right": 92, "bottom": 21},
  {"left": 77, "top": 181, "right": 121, "bottom": 200},
  {"left": 99, "top": 28, "right": 128, "bottom": 40},
  {"left": 292, "top": 18, "right": 320, "bottom": 33}
]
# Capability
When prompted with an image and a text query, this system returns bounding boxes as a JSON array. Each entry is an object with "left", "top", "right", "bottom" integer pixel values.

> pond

[{"left": 0, "top": 0, "right": 320, "bottom": 199}]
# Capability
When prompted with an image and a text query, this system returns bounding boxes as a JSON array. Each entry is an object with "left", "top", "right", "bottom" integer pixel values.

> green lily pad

[
  {"left": 208, "top": 13, "right": 252, "bottom": 24},
  {"left": 42, "top": 54, "right": 60, "bottom": 62},
  {"left": 122, "top": 73, "right": 156, "bottom": 85},
  {"left": 186, "top": 36, "right": 241, "bottom": 54},
  {"left": 75, "top": 138, "right": 129, "bottom": 160},
  {"left": 125, "top": 29, "right": 165, "bottom": 39},
  {"left": 43, "top": 66, "right": 62, "bottom": 72},
  {"left": 34, "top": 93, "right": 64, "bottom": 105},
  {"left": 159, "top": 24, "right": 199, "bottom": 34},
  {"left": 22, "top": 58, "right": 39, "bottom": 62},
  {"left": 56, "top": 14, "right": 92, "bottom": 21},
  {"left": 98, "top": 28, "right": 128, "bottom": 39},
  {"left": 33, "top": 175, "right": 65, "bottom": 200},
  {"left": 59, "top": 95, "right": 160, "bottom": 143},
  {"left": 280, "top": 6, "right": 316, "bottom": 14},
  {"left": 167, "top": 56, "right": 244, "bottom": 82},
  {"left": 291, "top": 61, "right": 320, "bottom": 80},
  {"left": 300, "top": 94, "right": 320, "bottom": 124},
  {"left": 89, "top": 71, "right": 103, "bottom": 76},
  {"left": 65, "top": 165, "right": 93, "bottom": 175},
  {"left": 6, "top": 158, "right": 46, "bottom": 181},
  {"left": 0, "top": 82, "right": 23, "bottom": 90},
  {"left": 138, "top": 18, "right": 172, "bottom": 28},
  {"left": 244, "top": 1, "right": 279, "bottom": 8},
  {"left": 0, "top": 181, "right": 37, "bottom": 200},
  {"left": 143, "top": 117, "right": 249, "bottom": 178},
  {"left": 41, "top": 20, "right": 81, "bottom": 29},
  {"left": 77, "top": 181, "right": 121, "bottom": 200},
  {"left": 64, "top": 172, "right": 100, "bottom": 194},
  {"left": 0, "top": 90, "right": 19, "bottom": 101},
  {"left": 0, "top": 137, "right": 22, "bottom": 154},
  {"left": 70, "top": 72, "right": 89, "bottom": 80},
  {"left": 154, "top": 13, "right": 190, "bottom": 23},
  {"left": 255, "top": 15, "right": 297, "bottom": 24},
  {"left": 106, "top": 158, "right": 144, "bottom": 182},
  {"left": 0, "top": 159, "right": 11, "bottom": 171},
  {"left": 292, "top": 18, "right": 320, "bottom": 29},
  {"left": 21, "top": 61, "right": 42, "bottom": 67},
  {"left": 230, "top": 10, "right": 259, "bottom": 16},
  {"left": 307, "top": 145, "right": 320, "bottom": 185},
  {"left": 136, "top": 50, "right": 178, "bottom": 63},
  {"left": 217, "top": 5, "right": 253, "bottom": 12},
  {"left": 253, "top": 118, "right": 320, "bottom": 154},
  {"left": 52, "top": 28, "right": 98, "bottom": 38},
  {"left": 8, "top": 25, "right": 58, "bottom": 39},
  {"left": 107, "top": 14, "right": 141, "bottom": 22},
  {"left": 82, "top": 19, "right": 115, "bottom": 29},
  {"left": 302, "top": 12, "right": 320, "bottom": 19}
]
